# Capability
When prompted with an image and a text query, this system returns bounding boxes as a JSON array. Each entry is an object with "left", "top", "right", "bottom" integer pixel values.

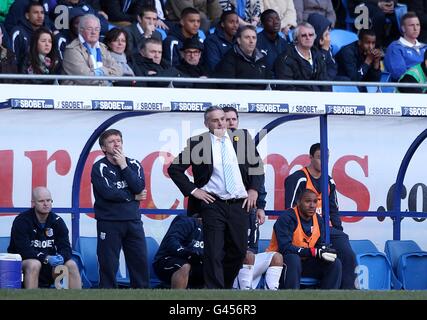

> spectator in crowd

[
  {"left": 62, "top": 14, "right": 122, "bottom": 86},
  {"left": 400, "top": 0, "right": 427, "bottom": 43},
  {"left": 57, "top": 8, "right": 83, "bottom": 57},
  {"left": 284, "top": 143, "right": 357, "bottom": 289},
  {"left": 163, "top": 7, "right": 202, "bottom": 67},
  {"left": 104, "top": 28, "right": 134, "bottom": 76},
  {"left": 267, "top": 189, "right": 342, "bottom": 289},
  {"left": 101, "top": 0, "right": 145, "bottom": 25},
  {"left": 307, "top": 13, "right": 339, "bottom": 81},
  {"left": 0, "top": 23, "right": 11, "bottom": 49},
  {"left": 8, "top": 187, "right": 82, "bottom": 289},
  {"left": 168, "top": 106, "right": 264, "bottom": 289},
  {"left": 219, "top": 0, "right": 262, "bottom": 27},
  {"left": 215, "top": 25, "right": 271, "bottom": 90},
  {"left": 142, "top": 0, "right": 169, "bottom": 30},
  {"left": 256, "top": 9, "right": 288, "bottom": 73},
  {"left": 384, "top": 12, "right": 427, "bottom": 81},
  {"left": 165, "top": 0, "right": 222, "bottom": 33},
  {"left": 54, "top": 1, "right": 109, "bottom": 35},
  {"left": 176, "top": 37, "right": 210, "bottom": 88},
  {"left": 261, "top": 0, "right": 297, "bottom": 35},
  {"left": 11, "top": 2, "right": 47, "bottom": 71},
  {"left": 130, "top": 37, "right": 181, "bottom": 86},
  {"left": 203, "top": 9, "right": 239, "bottom": 72},
  {"left": 124, "top": 6, "right": 163, "bottom": 55},
  {"left": 4, "top": 0, "right": 54, "bottom": 36},
  {"left": 398, "top": 49, "right": 427, "bottom": 93},
  {"left": 336, "top": 28, "right": 382, "bottom": 92},
  {"left": 104, "top": 27, "right": 136, "bottom": 86},
  {"left": 153, "top": 215, "right": 204, "bottom": 289},
  {"left": 22, "top": 27, "right": 61, "bottom": 84},
  {"left": 91, "top": 128, "right": 149, "bottom": 289},
  {"left": 352, "top": 0, "right": 399, "bottom": 48},
  {"left": 0, "top": 24, "right": 17, "bottom": 79},
  {"left": 294, "top": 0, "right": 336, "bottom": 27},
  {"left": 274, "top": 22, "right": 330, "bottom": 91},
  {"left": 223, "top": 106, "right": 283, "bottom": 291}
]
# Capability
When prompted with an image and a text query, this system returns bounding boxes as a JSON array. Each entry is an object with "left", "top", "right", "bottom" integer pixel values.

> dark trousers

[
  {"left": 282, "top": 254, "right": 342, "bottom": 289},
  {"left": 97, "top": 220, "right": 149, "bottom": 288},
  {"left": 200, "top": 199, "right": 248, "bottom": 289},
  {"left": 330, "top": 227, "right": 357, "bottom": 289}
]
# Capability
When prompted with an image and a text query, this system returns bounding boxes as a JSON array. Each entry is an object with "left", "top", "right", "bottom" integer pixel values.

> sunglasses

[{"left": 300, "top": 33, "right": 315, "bottom": 38}]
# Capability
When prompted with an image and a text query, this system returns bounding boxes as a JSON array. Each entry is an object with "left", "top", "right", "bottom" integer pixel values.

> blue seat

[
  {"left": 350, "top": 240, "right": 393, "bottom": 290},
  {"left": 332, "top": 85, "right": 360, "bottom": 93},
  {"left": 384, "top": 240, "right": 427, "bottom": 290},
  {"left": 156, "top": 28, "right": 167, "bottom": 40},
  {"left": 146, "top": 236, "right": 161, "bottom": 288},
  {"left": 330, "top": 29, "right": 358, "bottom": 56},
  {"left": 0, "top": 236, "right": 10, "bottom": 252},
  {"left": 77, "top": 236, "right": 99, "bottom": 288},
  {"left": 257, "top": 239, "right": 270, "bottom": 253},
  {"left": 395, "top": 4, "right": 408, "bottom": 32}
]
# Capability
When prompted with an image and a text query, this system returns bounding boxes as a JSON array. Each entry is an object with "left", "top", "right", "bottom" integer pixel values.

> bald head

[{"left": 32, "top": 187, "right": 53, "bottom": 215}]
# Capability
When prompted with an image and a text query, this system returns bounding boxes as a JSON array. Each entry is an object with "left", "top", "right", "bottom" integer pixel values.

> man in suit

[{"left": 168, "top": 106, "right": 264, "bottom": 289}]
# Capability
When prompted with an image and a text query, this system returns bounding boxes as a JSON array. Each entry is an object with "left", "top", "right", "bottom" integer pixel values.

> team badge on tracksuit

[{"left": 45, "top": 228, "right": 53, "bottom": 237}]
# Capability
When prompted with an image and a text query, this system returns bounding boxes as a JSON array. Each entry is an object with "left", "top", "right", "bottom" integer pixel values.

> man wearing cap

[{"left": 176, "top": 37, "right": 210, "bottom": 88}]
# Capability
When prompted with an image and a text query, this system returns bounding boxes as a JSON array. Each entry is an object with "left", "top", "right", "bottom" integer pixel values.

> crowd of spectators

[{"left": 0, "top": 0, "right": 426, "bottom": 91}]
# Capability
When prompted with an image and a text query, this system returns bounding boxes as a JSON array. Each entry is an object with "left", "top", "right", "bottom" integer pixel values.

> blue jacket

[
  {"left": 273, "top": 208, "right": 325, "bottom": 257},
  {"left": 202, "top": 27, "right": 235, "bottom": 72},
  {"left": 8, "top": 208, "right": 72, "bottom": 263},
  {"left": 154, "top": 215, "right": 204, "bottom": 264},
  {"left": 384, "top": 39, "right": 427, "bottom": 81},
  {"left": 256, "top": 30, "right": 288, "bottom": 73},
  {"left": 163, "top": 23, "right": 202, "bottom": 67},
  {"left": 91, "top": 156, "right": 145, "bottom": 221}
]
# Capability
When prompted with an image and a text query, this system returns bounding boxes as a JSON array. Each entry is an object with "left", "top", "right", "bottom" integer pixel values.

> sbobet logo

[
  {"left": 248, "top": 103, "right": 289, "bottom": 113},
  {"left": 10, "top": 98, "right": 54, "bottom": 109},
  {"left": 402, "top": 106, "right": 427, "bottom": 117},
  {"left": 56, "top": 100, "right": 91, "bottom": 109},
  {"left": 171, "top": 101, "right": 211, "bottom": 112},
  {"left": 92, "top": 100, "right": 133, "bottom": 110},
  {"left": 137, "top": 102, "right": 170, "bottom": 111},
  {"left": 326, "top": 105, "right": 366, "bottom": 115}
]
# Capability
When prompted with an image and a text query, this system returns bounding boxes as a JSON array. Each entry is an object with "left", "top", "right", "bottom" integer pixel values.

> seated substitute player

[
  {"left": 153, "top": 215, "right": 204, "bottom": 289},
  {"left": 8, "top": 186, "right": 82, "bottom": 289},
  {"left": 284, "top": 142, "right": 356, "bottom": 289},
  {"left": 267, "top": 189, "right": 342, "bottom": 289},
  {"left": 233, "top": 210, "right": 283, "bottom": 290}
]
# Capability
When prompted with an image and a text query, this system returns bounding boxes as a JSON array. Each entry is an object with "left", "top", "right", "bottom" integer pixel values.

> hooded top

[{"left": 307, "top": 12, "right": 330, "bottom": 48}]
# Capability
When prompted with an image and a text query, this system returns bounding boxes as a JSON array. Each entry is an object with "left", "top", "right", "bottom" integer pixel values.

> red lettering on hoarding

[
  {"left": 141, "top": 151, "right": 178, "bottom": 220},
  {"left": 0, "top": 150, "right": 13, "bottom": 208},
  {"left": 25, "top": 150, "right": 71, "bottom": 189},
  {"left": 80, "top": 150, "right": 104, "bottom": 218},
  {"left": 333, "top": 155, "right": 370, "bottom": 223}
]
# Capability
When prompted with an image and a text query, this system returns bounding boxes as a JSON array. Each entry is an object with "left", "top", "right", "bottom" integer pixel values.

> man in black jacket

[
  {"left": 274, "top": 22, "right": 331, "bottom": 91},
  {"left": 168, "top": 106, "right": 264, "bottom": 289},
  {"left": 8, "top": 187, "right": 81, "bottom": 289}
]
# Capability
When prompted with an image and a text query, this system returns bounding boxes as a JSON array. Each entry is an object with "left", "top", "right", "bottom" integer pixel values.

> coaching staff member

[
  {"left": 168, "top": 106, "right": 264, "bottom": 289},
  {"left": 91, "top": 128, "right": 149, "bottom": 288}
]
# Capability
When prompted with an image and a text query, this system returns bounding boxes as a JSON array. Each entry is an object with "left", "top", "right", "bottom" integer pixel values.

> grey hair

[
  {"left": 78, "top": 14, "right": 100, "bottom": 32},
  {"left": 204, "top": 105, "right": 224, "bottom": 122},
  {"left": 293, "top": 22, "right": 316, "bottom": 43}
]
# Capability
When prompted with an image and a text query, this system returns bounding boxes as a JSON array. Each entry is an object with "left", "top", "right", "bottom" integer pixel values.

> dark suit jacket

[{"left": 168, "top": 129, "right": 264, "bottom": 215}]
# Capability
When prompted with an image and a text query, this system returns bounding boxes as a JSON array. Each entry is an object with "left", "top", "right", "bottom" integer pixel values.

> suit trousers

[{"left": 200, "top": 198, "right": 248, "bottom": 289}]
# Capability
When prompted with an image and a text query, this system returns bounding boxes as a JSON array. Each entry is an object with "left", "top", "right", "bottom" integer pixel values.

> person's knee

[
  {"left": 65, "top": 259, "right": 79, "bottom": 274},
  {"left": 270, "top": 252, "right": 283, "bottom": 266},
  {"left": 23, "top": 259, "right": 42, "bottom": 274},
  {"left": 243, "top": 251, "right": 255, "bottom": 265},
  {"left": 176, "top": 263, "right": 191, "bottom": 277}
]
